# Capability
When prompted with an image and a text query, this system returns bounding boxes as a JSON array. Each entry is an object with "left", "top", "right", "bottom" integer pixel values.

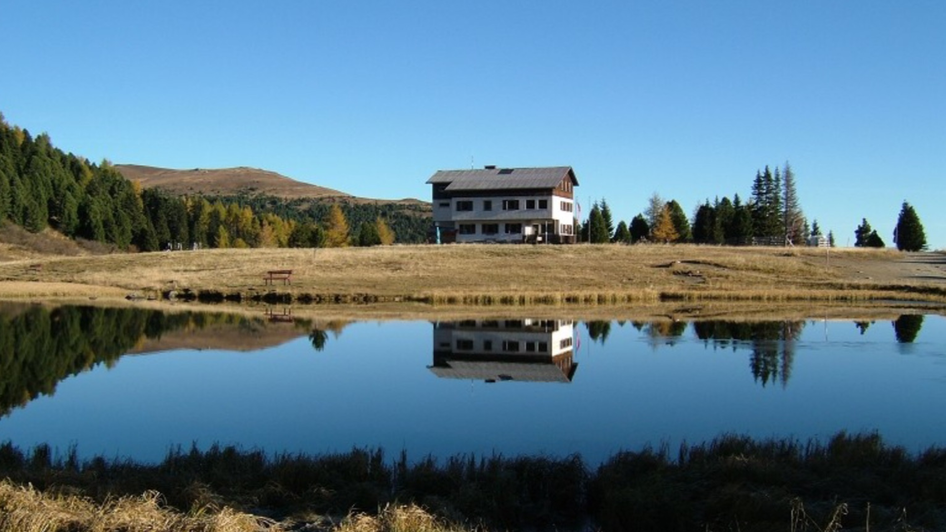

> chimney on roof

[{"left": 484, "top": 165, "right": 497, "bottom": 170}]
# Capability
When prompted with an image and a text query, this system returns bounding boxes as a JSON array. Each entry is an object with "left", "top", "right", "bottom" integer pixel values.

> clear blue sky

[{"left": 2, "top": 1, "right": 943, "bottom": 248}]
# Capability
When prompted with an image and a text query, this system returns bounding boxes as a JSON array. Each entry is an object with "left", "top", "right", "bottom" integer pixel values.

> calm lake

[{"left": 1, "top": 304, "right": 944, "bottom": 465}]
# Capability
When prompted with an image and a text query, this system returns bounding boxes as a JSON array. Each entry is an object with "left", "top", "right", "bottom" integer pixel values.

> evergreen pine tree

[
  {"left": 893, "top": 201, "right": 927, "bottom": 251},
  {"left": 356, "top": 221, "right": 382, "bottom": 246},
  {"left": 782, "top": 162, "right": 804, "bottom": 244},
  {"left": 612, "top": 220, "right": 631, "bottom": 244},
  {"left": 811, "top": 220, "right": 822, "bottom": 236},
  {"left": 866, "top": 230, "right": 885, "bottom": 248},
  {"left": 630, "top": 214, "right": 649, "bottom": 243},
  {"left": 588, "top": 203, "right": 609, "bottom": 243},
  {"left": 854, "top": 218, "right": 873, "bottom": 247},
  {"left": 730, "top": 195, "right": 753, "bottom": 245},
  {"left": 713, "top": 197, "right": 733, "bottom": 244},
  {"left": 666, "top": 200, "right": 691, "bottom": 243},
  {"left": 600, "top": 199, "right": 615, "bottom": 241},
  {"left": 692, "top": 201, "right": 717, "bottom": 244}
]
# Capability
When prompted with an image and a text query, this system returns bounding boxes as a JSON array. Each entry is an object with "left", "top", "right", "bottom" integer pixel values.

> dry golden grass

[
  {"left": 0, "top": 480, "right": 464, "bottom": 532},
  {"left": 0, "top": 244, "right": 942, "bottom": 306},
  {"left": 338, "top": 504, "right": 462, "bottom": 532},
  {"left": 0, "top": 481, "right": 275, "bottom": 532}
]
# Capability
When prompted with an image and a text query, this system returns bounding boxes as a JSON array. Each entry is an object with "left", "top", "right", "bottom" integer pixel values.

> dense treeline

[
  {"left": 580, "top": 163, "right": 817, "bottom": 246},
  {"left": 0, "top": 113, "right": 416, "bottom": 249},
  {"left": 221, "top": 194, "right": 430, "bottom": 244},
  {"left": 0, "top": 305, "right": 267, "bottom": 416}
]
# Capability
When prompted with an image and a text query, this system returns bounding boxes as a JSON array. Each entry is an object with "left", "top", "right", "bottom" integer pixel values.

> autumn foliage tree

[
  {"left": 323, "top": 204, "right": 350, "bottom": 247},
  {"left": 651, "top": 205, "right": 678, "bottom": 243}
]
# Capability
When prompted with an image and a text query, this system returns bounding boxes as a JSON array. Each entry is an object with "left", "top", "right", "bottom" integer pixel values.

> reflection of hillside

[
  {"left": 429, "top": 319, "right": 577, "bottom": 383},
  {"left": 128, "top": 321, "right": 304, "bottom": 354}
]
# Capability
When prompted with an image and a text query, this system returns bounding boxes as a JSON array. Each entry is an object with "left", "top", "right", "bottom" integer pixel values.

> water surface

[{"left": 0, "top": 305, "right": 943, "bottom": 464}]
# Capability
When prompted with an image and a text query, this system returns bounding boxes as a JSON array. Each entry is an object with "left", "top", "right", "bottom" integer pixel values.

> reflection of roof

[
  {"left": 426, "top": 167, "right": 578, "bottom": 191},
  {"left": 429, "top": 352, "right": 577, "bottom": 383}
]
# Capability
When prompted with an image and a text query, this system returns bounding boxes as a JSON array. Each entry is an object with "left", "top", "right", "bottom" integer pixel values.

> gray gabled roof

[{"left": 426, "top": 166, "right": 578, "bottom": 191}]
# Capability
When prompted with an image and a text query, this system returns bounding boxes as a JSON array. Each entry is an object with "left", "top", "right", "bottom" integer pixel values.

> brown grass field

[{"left": 0, "top": 244, "right": 944, "bottom": 314}]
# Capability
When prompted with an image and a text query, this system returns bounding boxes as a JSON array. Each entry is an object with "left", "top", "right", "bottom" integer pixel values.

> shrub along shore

[{"left": 1, "top": 432, "right": 945, "bottom": 532}]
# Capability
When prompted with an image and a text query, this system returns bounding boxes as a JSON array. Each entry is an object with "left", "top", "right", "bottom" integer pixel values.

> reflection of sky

[{"left": 0, "top": 316, "right": 944, "bottom": 465}]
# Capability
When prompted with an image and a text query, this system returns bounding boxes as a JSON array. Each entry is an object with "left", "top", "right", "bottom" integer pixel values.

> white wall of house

[
  {"left": 445, "top": 194, "right": 574, "bottom": 243},
  {"left": 436, "top": 320, "right": 576, "bottom": 358}
]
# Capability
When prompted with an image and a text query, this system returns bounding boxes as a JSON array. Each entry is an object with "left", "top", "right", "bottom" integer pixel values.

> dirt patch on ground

[{"left": 827, "top": 251, "right": 946, "bottom": 285}]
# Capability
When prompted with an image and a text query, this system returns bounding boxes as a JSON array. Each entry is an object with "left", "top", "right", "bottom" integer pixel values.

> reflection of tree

[
  {"left": 692, "top": 320, "right": 804, "bottom": 388},
  {"left": 0, "top": 305, "right": 262, "bottom": 417},
  {"left": 854, "top": 321, "right": 872, "bottom": 335},
  {"left": 642, "top": 320, "right": 688, "bottom": 349},
  {"left": 893, "top": 315, "right": 924, "bottom": 343},
  {"left": 585, "top": 321, "right": 611, "bottom": 344},
  {"left": 309, "top": 329, "right": 329, "bottom": 351}
]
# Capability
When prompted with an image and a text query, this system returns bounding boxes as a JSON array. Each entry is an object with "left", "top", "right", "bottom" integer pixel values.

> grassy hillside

[{"left": 115, "top": 164, "right": 349, "bottom": 199}]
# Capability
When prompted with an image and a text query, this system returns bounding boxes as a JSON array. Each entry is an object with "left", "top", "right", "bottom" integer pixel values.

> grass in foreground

[{"left": 1, "top": 432, "right": 945, "bottom": 531}]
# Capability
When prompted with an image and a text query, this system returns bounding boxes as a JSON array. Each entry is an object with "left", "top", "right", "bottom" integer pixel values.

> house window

[
  {"left": 483, "top": 340, "right": 493, "bottom": 351},
  {"left": 526, "top": 199, "right": 536, "bottom": 209},
  {"left": 459, "top": 224, "right": 476, "bottom": 235},
  {"left": 456, "top": 200, "right": 473, "bottom": 211},
  {"left": 560, "top": 337, "right": 573, "bottom": 349},
  {"left": 539, "top": 199, "right": 548, "bottom": 209},
  {"left": 483, "top": 200, "right": 492, "bottom": 211},
  {"left": 502, "top": 340, "right": 520, "bottom": 352},
  {"left": 502, "top": 199, "right": 520, "bottom": 210},
  {"left": 560, "top": 201, "right": 573, "bottom": 212},
  {"left": 482, "top": 223, "right": 499, "bottom": 235},
  {"left": 505, "top": 223, "right": 522, "bottom": 234},
  {"left": 525, "top": 341, "right": 536, "bottom": 352},
  {"left": 505, "top": 320, "right": 524, "bottom": 328},
  {"left": 538, "top": 342, "right": 548, "bottom": 352},
  {"left": 457, "top": 339, "right": 474, "bottom": 350}
]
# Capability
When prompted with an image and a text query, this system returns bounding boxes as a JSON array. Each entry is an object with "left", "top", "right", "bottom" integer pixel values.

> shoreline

[
  {"left": 1, "top": 432, "right": 944, "bottom": 531},
  {"left": 0, "top": 245, "right": 943, "bottom": 311}
]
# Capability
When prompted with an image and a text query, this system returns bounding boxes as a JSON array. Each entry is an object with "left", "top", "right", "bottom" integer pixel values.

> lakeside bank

[{"left": 0, "top": 245, "right": 944, "bottom": 307}]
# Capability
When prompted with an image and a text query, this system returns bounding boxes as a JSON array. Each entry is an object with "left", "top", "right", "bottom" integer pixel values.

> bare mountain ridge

[{"left": 116, "top": 164, "right": 427, "bottom": 206}]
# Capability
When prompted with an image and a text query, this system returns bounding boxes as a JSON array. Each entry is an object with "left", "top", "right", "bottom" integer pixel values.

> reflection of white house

[
  {"left": 429, "top": 319, "right": 577, "bottom": 383},
  {"left": 427, "top": 166, "right": 579, "bottom": 244}
]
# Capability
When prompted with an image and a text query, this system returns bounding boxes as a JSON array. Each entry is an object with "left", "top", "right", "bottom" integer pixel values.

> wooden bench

[{"left": 263, "top": 269, "right": 293, "bottom": 285}]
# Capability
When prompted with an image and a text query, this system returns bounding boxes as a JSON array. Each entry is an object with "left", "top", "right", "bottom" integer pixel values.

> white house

[
  {"left": 426, "top": 166, "right": 579, "bottom": 244},
  {"left": 429, "top": 319, "right": 578, "bottom": 383}
]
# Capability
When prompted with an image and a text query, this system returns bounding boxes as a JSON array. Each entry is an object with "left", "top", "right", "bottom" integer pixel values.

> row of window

[
  {"left": 456, "top": 199, "right": 557, "bottom": 212},
  {"left": 458, "top": 223, "right": 575, "bottom": 236},
  {"left": 456, "top": 339, "right": 551, "bottom": 353},
  {"left": 459, "top": 223, "right": 521, "bottom": 235},
  {"left": 457, "top": 319, "right": 568, "bottom": 329}
]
